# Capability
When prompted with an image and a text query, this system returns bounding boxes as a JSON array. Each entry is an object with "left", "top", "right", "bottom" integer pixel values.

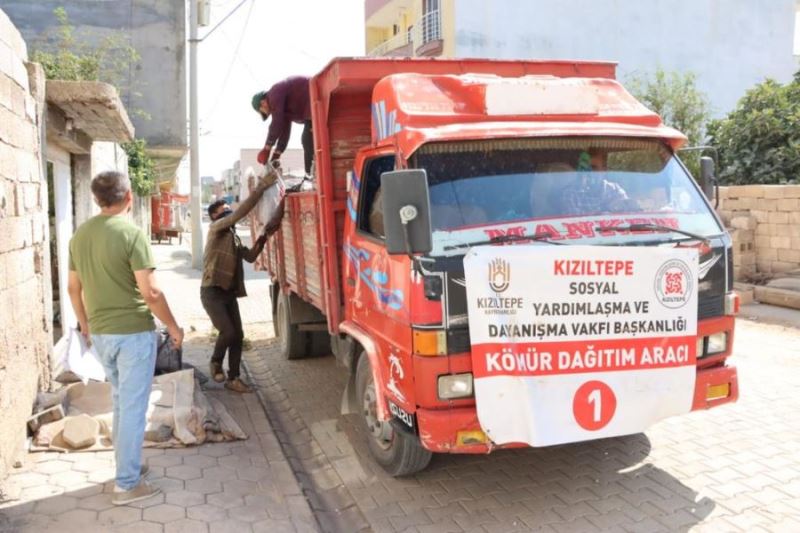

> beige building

[
  {"left": 365, "top": 0, "right": 454, "bottom": 57},
  {"left": 0, "top": 7, "right": 136, "bottom": 488}
]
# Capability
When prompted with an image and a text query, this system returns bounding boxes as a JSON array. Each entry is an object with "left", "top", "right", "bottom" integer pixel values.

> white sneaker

[{"left": 112, "top": 480, "right": 161, "bottom": 505}]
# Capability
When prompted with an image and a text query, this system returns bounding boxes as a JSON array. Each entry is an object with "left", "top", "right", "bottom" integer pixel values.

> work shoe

[
  {"left": 210, "top": 362, "right": 226, "bottom": 383},
  {"left": 112, "top": 480, "right": 161, "bottom": 506},
  {"left": 225, "top": 378, "right": 252, "bottom": 393}
]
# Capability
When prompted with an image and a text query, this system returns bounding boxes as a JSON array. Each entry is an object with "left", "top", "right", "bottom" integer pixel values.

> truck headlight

[
  {"left": 707, "top": 332, "right": 728, "bottom": 355},
  {"left": 438, "top": 373, "right": 473, "bottom": 400},
  {"left": 696, "top": 337, "right": 705, "bottom": 358}
]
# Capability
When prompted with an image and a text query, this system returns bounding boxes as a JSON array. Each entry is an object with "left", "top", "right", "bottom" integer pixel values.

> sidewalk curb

[{"left": 242, "top": 347, "right": 371, "bottom": 533}]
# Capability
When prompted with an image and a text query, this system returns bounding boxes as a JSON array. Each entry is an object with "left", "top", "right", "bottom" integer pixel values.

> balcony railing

[
  {"left": 368, "top": 31, "right": 411, "bottom": 57},
  {"left": 368, "top": 9, "right": 442, "bottom": 57},
  {"left": 412, "top": 9, "right": 441, "bottom": 47}
]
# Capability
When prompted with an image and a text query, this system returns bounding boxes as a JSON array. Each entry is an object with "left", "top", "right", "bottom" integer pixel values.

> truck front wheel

[
  {"left": 276, "top": 291, "right": 307, "bottom": 360},
  {"left": 355, "top": 353, "right": 432, "bottom": 476}
]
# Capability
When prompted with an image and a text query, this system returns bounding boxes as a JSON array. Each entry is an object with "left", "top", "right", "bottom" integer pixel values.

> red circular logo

[{"left": 573, "top": 380, "right": 617, "bottom": 431}]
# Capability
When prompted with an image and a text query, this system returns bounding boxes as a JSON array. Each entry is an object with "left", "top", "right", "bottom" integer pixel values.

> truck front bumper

[{"left": 415, "top": 362, "right": 739, "bottom": 454}]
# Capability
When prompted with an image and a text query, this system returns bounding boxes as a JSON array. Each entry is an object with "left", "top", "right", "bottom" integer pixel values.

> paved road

[{"left": 247, "top": 306, "right": 800, "bottom": 532}]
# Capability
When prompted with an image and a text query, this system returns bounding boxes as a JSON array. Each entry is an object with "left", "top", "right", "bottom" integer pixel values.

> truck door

[
  {"left": 344, "top": 150, "right": 416, "bottom": 410},
  {"left": 345, "top": 152, "right": 396, "bottom": 324}
]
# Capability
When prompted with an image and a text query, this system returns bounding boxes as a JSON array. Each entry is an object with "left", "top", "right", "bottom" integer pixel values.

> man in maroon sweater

[{"left": 252, "top": 76, "right": 313, "bottom": 175}]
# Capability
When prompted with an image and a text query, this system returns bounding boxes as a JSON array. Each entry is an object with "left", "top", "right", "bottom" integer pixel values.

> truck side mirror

[
  {"left": 380, "top": 169, "right": 432, "bottom": 256},
  {"left": 700, "top": 156, "right": 716, "bottom": 201}
]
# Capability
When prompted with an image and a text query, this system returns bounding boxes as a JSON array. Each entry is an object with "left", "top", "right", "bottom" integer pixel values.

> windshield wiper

[
  {"left": 596, "top": 223, "right": 710, "bottom": 244},
  {"left": 444, "top": 232, "right": 562, "bottom": 251}
]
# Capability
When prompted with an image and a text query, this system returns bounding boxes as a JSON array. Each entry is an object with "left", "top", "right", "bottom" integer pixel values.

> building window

[{"left": 421, "top": 0, "right": 441, "bottom": 44}]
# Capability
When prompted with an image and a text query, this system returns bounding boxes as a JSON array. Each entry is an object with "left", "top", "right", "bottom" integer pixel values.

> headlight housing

[
  {"left": 707, "top": 332, "right": 728, "bottom": 355},
  {"left": 438, "top": 373, "right": 473, "bottom": 400}
]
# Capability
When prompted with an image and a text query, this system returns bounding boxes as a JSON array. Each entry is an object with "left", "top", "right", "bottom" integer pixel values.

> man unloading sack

[
  {"left": 201, "top": 169, "right": 283, "bottom": 393},
  {"left": 251, "top": 75, "right": 314, "bottom": 176}
]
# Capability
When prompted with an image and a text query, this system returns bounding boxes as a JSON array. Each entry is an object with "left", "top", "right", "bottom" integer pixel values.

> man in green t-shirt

[{"left": 68, "top": 171, "right": 183, "bottom": 506}]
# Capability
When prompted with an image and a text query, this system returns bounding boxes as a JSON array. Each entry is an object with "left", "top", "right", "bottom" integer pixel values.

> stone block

[
  {"left": 729, "top": 217, "right": 756, "bottom": 231},
  {"left": 722, "top": 199, "right": 741, "bottom": 211},
  {"left": 2, "top": 246, "right": 34, "bottom": 287},
  {"left": 777, "top": 248, "right": 800, "bottom": 263},
  {"left": 738, "top": 197, "right": 757, "bottom": 210},
  {"left": 733, "top": 251, "right": 755, "bottom": 266},
  {"left": 783, "top": 185, "right": 800, "bottom": 198},
  {"left": 771, "top": 236, "right": 791, "bottom": 249},
  {"left": 734, "top": 185, "right": 766, "bottom": 198},
  {"left": 15, "top": 147, "right": 37, "bottom": 183},
  {"left": 0, "top": 105, "right": 34, "bottom": 151},
  {"left": 0, "top": 215, "right": 31, "bottom": 252},
  {"left": 31, "top": 215, "right": 45, "bottom": 244},
  {"left": 751, "top": 210, "right": 769, "bottom": 223},
  {"left": 764, "top": 186, "right": 789, "bottom": 199},
  {"left": 0, "top": 71, "right": 11, "bottom": 111},
  {"left": 757, "top": 198, "right": 778, "bottom": 211},
  {"left": 768, "top": 211, "right": 789, "bottom": 224},
  {"left": 62, "top": 414, "right": 99, "bottom": 449},
  {"left": 0, "top": 142, "right": 16, "bottom": 181},
  {"left": 754, "top": 234, "right": 772, "bottom": 250},
  {"left": 777, "top": 198, "right": 800, "bottom": 211},
  {"left": 760, "top": 248, "right": 778, "bottom": 261},
  {"left": 734, "top": 282, "right": 755, "bottom": 304},
  {"left": 22, "top": 182, "right": 38, "bottom": 211},
  {"left": 0, "top": 39, "right": 11, "bottom": 84},
  {"left": 755, "top": 223, "right": 772, "bottom": 236},
  {"left": 0, "top": 9, "right": 28, "bottom": 60},
  {"left": 775, "top": 224, "right": 797, "bottom": 237},
  {"left": 717, "top": 187, "right": 730, "bottom": 199}
]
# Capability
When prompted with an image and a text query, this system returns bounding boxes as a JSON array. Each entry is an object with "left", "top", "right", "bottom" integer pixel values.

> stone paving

[
  {"left": 6, "top": 232, "right": 800, "bottom": 532},
  {"left": 249, "top": 305, "right": 800, "bottom": 532},
  {"left": 0, "top": 238, "right": 318, "bottom": 532}
]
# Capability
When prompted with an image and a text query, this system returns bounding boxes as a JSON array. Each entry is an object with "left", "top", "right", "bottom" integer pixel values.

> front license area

[{"left": 463, "top": 245, "right": 699, "bottom": 447}]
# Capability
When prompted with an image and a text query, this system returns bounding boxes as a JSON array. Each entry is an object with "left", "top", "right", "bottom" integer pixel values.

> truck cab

[{"left": 262, "top": 58, "right": 738, "bottom": 476}]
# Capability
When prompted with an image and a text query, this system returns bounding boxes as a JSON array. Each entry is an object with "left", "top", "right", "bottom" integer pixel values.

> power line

[
  {"left": 197, "top": 0, "right": 251, "bottom": 42},
  {"left": 203, "top": 0, "right": 256, "bottom": 121}
]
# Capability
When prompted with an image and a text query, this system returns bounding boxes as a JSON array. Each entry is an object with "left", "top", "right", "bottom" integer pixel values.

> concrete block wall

[
  {"left": 0, "top": 8, "right": 51, "bottom": 486},
  {"left": 718, "top": 185, "right": 800, "bottom": 278}
]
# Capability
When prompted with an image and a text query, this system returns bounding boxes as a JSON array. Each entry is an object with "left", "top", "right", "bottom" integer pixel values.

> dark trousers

[
  {"left": 200, "top": 286, "right": 243, "bottom": 379},
  {"left": 301, "top": 120, "right": 314, "bottom": 175}
]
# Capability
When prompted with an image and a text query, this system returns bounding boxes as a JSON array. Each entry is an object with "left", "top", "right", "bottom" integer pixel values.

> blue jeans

[{"left": 92, "top": 330, "right": 157, "bottom": 490}]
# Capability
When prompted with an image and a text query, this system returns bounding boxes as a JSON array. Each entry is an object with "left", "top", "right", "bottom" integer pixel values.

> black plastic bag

[{"left": 155, "top": 328, "right": 182, "bottom": 375}]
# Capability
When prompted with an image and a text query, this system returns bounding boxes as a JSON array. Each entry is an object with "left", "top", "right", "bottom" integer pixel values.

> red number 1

[{"left": 573, "top": 380, "right": 617, "bottom": 431}]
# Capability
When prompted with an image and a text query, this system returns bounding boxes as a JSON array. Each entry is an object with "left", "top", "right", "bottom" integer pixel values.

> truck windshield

[{"left": 412, "top": 138, "right": 723, "bottom": 256}]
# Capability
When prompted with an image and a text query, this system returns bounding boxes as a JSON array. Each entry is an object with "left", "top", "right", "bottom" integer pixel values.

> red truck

[{"left": 260, "top": 58, "right": 739, "bottom": 476}]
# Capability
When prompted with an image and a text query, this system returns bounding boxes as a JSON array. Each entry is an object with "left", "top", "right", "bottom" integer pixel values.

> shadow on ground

[{"left": 247, "top": 337, "right": 716, "bottom": 532}]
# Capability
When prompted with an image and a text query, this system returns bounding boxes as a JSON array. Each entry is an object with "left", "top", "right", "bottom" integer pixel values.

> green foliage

[
  {"left": 30, "top": 7, "right": 148, "bottom": 118},
  {"left": 626, "top": 69, "right": 710, "bottom": 177},
  {"left": 123, "top": 139, "right": 157, "bottom": 196},
  {"left": 707, "top": 73, "right": 800, "bottom": 185}
]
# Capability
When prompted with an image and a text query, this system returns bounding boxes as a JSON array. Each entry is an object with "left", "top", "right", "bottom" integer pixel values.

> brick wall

[
  {"left": 0, "top": 9, "right": 51, "bottom": 486},
  {"left": 718, "top": 185, "right": 800, "bottom": 279}
]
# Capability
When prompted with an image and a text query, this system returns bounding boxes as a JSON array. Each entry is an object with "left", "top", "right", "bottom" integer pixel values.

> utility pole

[{"left": 189, "top": 0, "right": 203, "bottom": 269}]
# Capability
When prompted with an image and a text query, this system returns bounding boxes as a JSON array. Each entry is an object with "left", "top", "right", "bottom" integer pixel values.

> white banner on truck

[{"left": 463, "top": 245, "right": 699, "bottom": 447}]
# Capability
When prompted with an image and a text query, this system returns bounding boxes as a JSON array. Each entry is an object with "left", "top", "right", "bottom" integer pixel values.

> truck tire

[
  {"left": 355, "top": 353, "right": 432, "bottom": 477},
  {"left": 276, "top": 292, "right": 307, "bottom": 360}
]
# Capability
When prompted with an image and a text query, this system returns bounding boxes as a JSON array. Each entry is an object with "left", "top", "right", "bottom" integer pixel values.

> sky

[{"left": 176, "top": 0, "right": 366, "bottom": 193}]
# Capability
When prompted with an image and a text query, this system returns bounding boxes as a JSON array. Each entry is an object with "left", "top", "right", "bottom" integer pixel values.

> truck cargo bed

[{"left": 265, "top": 191, "right": 325, "bottom": 311}]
